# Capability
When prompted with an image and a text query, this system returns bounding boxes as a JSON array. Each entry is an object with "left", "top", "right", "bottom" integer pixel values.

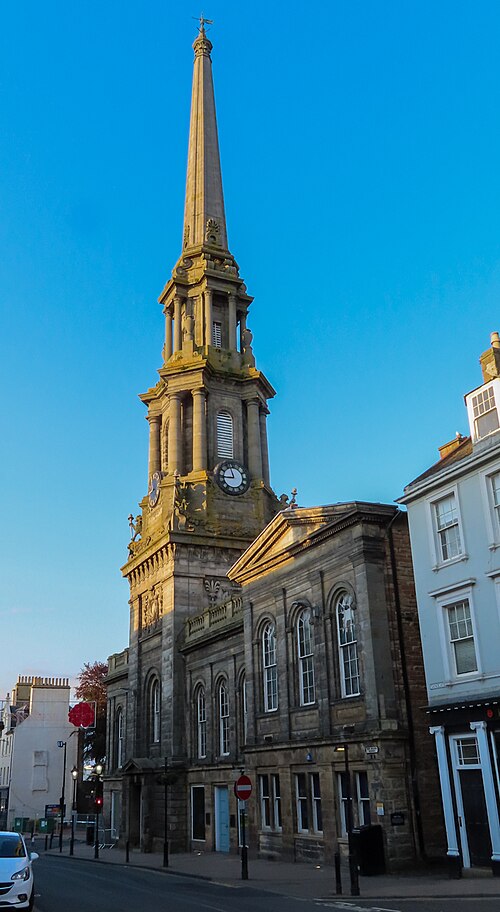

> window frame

[
  {"left": 150, "top": 679, "right": 160, "bottom": 744},
  {"left": 296, "top": 608, "right": 315, "bottom": 706},
  {"left": 336, "top": 592, "right": 361, "bottom": 698},
  {"left": 262, "top": 622, "right": 278, "bottom": 713},
  {"left": 196, "top": 686, "right": 207, "bottom": 759},
  {"left": 115, "top": 708, "right": 124, "bottom": 769},
  {"left": 295, "top": 772, "right": 309, "bottom": 833},
  {"left": 218, "top": 680, "right": 229, "bottom": 757},
  {"left": 479, "top": 464, "right": 500, "bottom": 549},
  {"left": 427, "top": 486, "right": 466, "bottom": 569},
  {"left": 259, "top": 774, "right": 271, "bottom": 829},
  {"left": 356, "top": 771, "right": 371, "bottom": 826},
  {"left": 435, "top": 587, "right": 481, "bottom": 682},
  {"left": 294, "top": 772, "right": 322, "bottom": 835}
]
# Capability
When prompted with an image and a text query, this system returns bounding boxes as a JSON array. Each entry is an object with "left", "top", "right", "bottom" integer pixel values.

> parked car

[{"left": 0, "top": 831, "right": 38, "bottom": 910}]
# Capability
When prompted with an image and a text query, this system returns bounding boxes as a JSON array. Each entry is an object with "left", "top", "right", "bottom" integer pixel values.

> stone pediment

[
  {"left": 228, "top": 506, "right": 344, "bottom": 585},
  {"left": 121, "top": 757, "right": 163, "bottom": 774},
  {"left": 228, "top": 501, "right": 398, "bottom": 585}
]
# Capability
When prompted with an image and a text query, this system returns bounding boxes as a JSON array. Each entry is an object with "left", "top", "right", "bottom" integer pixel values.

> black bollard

[
  {"left": 335, "top": 851, "right": 342, "bottom": 894},
  {"left": 125, "top": 841, "right": 130, "bottom": 864},
  {"left": 44, "top": 835, "right": 48, "bottom": 852}
]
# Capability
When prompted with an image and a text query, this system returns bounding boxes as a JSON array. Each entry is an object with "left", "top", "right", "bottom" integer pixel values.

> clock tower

[{"left": 116, "top": 22, "right": 280, "bottom": 850}]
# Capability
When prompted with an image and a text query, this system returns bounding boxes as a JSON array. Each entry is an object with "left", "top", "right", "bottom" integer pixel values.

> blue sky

[{"left": 2, "top": 1, "right": 500, "bottom": 698}]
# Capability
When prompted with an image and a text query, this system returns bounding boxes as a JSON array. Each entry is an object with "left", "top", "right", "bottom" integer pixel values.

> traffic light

[{"left": 94, "top": 780, "right": 103, "bottom": 811}]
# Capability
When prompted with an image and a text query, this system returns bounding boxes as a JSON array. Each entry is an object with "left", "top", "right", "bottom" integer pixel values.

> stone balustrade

[{"left": 185, "top": 596, "right": 243, "bottom": 642}]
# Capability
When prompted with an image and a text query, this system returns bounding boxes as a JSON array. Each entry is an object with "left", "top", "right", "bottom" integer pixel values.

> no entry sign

[{"left": 234, "top": 775, "right": 252, "bottom": 801}]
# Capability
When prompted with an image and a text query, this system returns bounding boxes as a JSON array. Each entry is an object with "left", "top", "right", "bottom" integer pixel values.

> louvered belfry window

[
  {"left": 212, "top": 321, "right": 222, "bottom": 348},
  {"left": 216, "top": 411, "right": 233, "bottom": 458}
]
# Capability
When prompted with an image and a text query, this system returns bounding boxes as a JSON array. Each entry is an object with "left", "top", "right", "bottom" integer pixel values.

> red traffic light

[{"left": 94, "top": 796, "right": 103, "bottom": 809}]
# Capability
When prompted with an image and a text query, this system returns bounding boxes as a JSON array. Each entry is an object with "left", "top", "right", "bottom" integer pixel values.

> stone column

[
  {"left": 204, "top": 288, "right": 213, "bottom": 347},
  {"left": 429, "top": 725, "right": 461, "bottom": 873},
  {"left": 247, "top": 399, "right": 262, "bottom": 480},
  {"left": 259, "top": 407, "right": 270, "bottom": 487},
  {"left": 192, "top": 388, "right": 207, "bottom": 472},
  {"left": 228, "top": 294, "right": 237, "bottom": 351},
  {"left": 148, "top": 415, "right": 162, "bottom": 478},
  {"left": 168, "top": 394, "right": 182, "bottom": 475},
  {"left": 470, "top": 721, "right": 500, "bottom": 868},
  {"left": 163, "top": 305, "right": 173, "bottom": 360},
  {"left": 173, "top": 296, "right": 182, "bottom": 353}
]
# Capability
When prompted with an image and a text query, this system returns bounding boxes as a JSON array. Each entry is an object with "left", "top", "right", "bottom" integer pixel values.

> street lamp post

[
  {"left": 335, "top": 743, "right": 360, "bottom": 897},
  {"left": 57, "top": 740, "right": 67, "bottom": 854},
  {"left": 57, "top": 729, "right": 78, "bottom": 854},
  {"left": 94, "top": 763, "right": 103, "bottom": 860},
  {"left": 70, "top": 766, "right": 78, "bottom": 856}
]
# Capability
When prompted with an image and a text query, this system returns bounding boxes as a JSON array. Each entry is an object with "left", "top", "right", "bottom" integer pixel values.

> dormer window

[{"left": 472, "top": 386, "right": 499, "bottom": 438}]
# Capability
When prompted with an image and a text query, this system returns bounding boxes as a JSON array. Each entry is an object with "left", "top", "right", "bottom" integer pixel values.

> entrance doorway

[
  {"left": 451, "top": 735, "right": 492, "bottom": 867},
  {"left": 214, "top": 786, "right": 229, "bottom": 852}
]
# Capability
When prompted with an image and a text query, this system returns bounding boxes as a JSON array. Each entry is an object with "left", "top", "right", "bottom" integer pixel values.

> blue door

[{"left": 214, "top": 786, "right": 230, "bottom": 852}]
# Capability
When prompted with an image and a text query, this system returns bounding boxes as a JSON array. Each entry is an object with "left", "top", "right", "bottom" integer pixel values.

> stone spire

[{"left": 182, "top": 23, "right": 228, "bottom": 252}]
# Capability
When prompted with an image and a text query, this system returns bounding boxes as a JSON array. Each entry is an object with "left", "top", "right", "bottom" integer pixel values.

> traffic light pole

[{"left": 94, "top": 806, "right": 99, "bottom": 860}]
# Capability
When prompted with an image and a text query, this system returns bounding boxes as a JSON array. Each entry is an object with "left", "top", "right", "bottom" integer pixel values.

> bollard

[
  {"left": 348, "top": 851, "right": 360, "bottom": 897},
  {"left": 125, "top": 841, "right": 130, "bottom": 864},
  {"left": 44, "top": 835, "right": 48, "bottom": 852},
  {"left": 49, "top": 832, "right": 54, "bottom": 850},
  {"left": 334, "top": 851, "right": 342, "bottom": 895}
]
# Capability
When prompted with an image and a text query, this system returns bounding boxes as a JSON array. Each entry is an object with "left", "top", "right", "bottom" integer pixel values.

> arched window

[
  {"left": 216, "top": 411, "right": 233, "bottom": 458},
  {"left": 151, "top": 679, "right": 160, "bottom": 743},
  {"left": 115, "top": 708, "right": 124, "bottom": 768},
  {"left": 336, "top": 593, "right": 360, "bottom": 697},
  {"left": 262, "top": 623, "right": 278, "bottom": 712},
  {"left": 196, "top": 686, "right": 207, "bottom": 759},
  {"left": 297, "top": 608, "right": 315, "bottom": 705},
  {"left": 242, "top": 675, "right": 248, "bottom": 743},
  {"left": 218, "top": 681, "right": 229, "bottom": 756}
]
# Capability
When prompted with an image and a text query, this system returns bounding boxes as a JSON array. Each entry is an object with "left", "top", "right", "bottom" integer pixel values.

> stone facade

[
  {"left": 104, "top": 23, "right": 279, "bottom": 853},
  {"left": 226, "top": 503, "right": 445, "bottom": 869},
  {"left": 104, "top": 26, "right": 445, "bottom": 869}
]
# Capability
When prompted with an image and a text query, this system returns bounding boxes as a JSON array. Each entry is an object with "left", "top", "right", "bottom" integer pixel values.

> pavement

[{"left": 38, "top": 836, "right": 500, "bottom": 901}]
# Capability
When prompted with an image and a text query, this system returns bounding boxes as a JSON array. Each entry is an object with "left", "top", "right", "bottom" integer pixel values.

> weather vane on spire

[{"left": 193, "top": 14, "right": 213, "bottom": 36}]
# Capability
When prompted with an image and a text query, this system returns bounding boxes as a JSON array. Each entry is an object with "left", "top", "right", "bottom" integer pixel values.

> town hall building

[{"left": 104, "top": 24, "right": 444, "bottom": 870}]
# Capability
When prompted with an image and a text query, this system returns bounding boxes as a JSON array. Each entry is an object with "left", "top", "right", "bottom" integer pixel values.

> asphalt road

[{"left": 33, "top": 855, "right": 500, "bottom": 912}]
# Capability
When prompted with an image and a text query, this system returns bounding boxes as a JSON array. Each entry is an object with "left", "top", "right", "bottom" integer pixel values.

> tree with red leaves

[{"left": 75, "top": 660, "right": 108, "bottom": 764}]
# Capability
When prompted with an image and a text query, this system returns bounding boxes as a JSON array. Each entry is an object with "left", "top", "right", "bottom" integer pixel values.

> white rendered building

[
  {"left": 0, "top": 676, "right": 77, "bottom": 830},
  {"left": 400, "top": 332, "right": 500, "bottom": 875}
]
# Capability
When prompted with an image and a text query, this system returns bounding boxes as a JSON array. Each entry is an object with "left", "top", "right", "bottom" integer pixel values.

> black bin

[
  {"left": 350, "top": 824, "right": 385, "bottom": 875},
  {"left": 86, "top": 824, "right": 95, "bottom": 845}
]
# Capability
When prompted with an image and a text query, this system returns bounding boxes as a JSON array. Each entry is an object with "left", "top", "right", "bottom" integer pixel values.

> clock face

[
  {"left": 214, "top": 459, "right": 250, "bottom": 496},
  {"left": 148, "top": 471, "right": 161, "bottom": 507}
]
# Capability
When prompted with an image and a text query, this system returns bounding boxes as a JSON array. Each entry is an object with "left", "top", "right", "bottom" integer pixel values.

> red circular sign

[
  {"left": 68, "top": 702, "right": 95, "bottom": 728},
  {"left": 234, "top": 775, "right": 252, "bottom": 800}
]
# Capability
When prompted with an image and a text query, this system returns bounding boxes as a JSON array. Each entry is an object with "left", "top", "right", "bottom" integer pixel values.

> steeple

[
  {"left": 182, "top": 21, "right": 228, "bottom": 252},
  {"left": 135, "top": 24, "right": 279, "bottom": 550}
]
